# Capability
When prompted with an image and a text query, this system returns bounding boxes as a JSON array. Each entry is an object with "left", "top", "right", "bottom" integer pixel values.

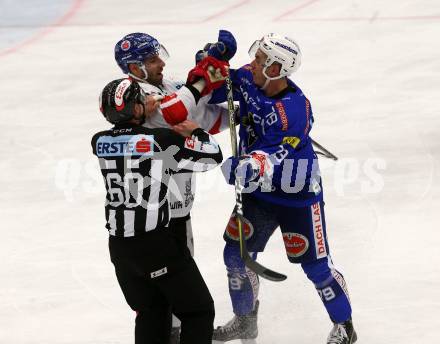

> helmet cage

[
  {"left": 126, "top": 44, "right": 168, "bottom": 82},
  {"left": 124, "top": 44, "right": 169, "bottom": 67}
]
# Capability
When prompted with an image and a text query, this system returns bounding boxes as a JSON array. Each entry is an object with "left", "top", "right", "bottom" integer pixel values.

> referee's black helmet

[{"left": 99, "top": 78, "right": 146, "bottom": 124}]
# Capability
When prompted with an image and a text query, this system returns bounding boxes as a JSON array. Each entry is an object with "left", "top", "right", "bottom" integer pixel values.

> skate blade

[{"left": 212, "top": 340, "right": 257, "bottom": 344}]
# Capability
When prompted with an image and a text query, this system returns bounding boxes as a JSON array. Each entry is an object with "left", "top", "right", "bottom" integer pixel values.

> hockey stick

[
  {"left": 225, "top": 74, "right": 287, "bottom": 282},
  {"left": 311, "top": 138, "right": 338, "bottom": 161}
]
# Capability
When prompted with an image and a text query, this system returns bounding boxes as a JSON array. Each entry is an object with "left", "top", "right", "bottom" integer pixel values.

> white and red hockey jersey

[{"left": 140, "top": 77, "right": 229, "bottom": 218}]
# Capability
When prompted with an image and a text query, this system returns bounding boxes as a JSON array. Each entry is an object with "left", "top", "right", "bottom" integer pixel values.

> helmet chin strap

[
  {"left": 130, "top": 103, "right": 146, "bottom": 125},
  {"left": 260, "top": 65, "right": 271, "bottom": 90},
  {"left": 138, "top": 103, "right": 146, "bottom": 124},
  {"left": 260, "top": 61, "right": 289, "bottom": 90},
  {"left": 128, "top": 73, "right": 145, "bottom": 83},
  {"left": 139, "top": 65, "right": 149, "bottom": 81},
  {"left": 261, "top": 66, "right": 282, "bottom": 90},
  {"left": 261, "top": 77, "right": 270, "bottom": 90},
  {"left": 128, "top": 64, "right": 149, "bottom": 83}
]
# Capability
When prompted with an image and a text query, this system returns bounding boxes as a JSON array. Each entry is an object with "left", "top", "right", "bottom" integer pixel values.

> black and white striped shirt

[{"left": 91, "top": 124, "right": 222, "bottom": 237}]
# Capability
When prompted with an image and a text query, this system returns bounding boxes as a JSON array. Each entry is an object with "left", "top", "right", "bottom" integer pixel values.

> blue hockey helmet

[{"left": 114, "top": 33, "right": 169, "bottom": 76}]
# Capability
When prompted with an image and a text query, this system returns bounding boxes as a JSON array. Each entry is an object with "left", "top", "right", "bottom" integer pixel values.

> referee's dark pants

[{"left": 109, "top": 226, "right": 214, "bottom": 344}]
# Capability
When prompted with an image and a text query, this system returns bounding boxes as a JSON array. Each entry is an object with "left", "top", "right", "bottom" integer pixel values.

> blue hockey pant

[{"left": 223, "top": 194, "right": 352, "bottom": 323}]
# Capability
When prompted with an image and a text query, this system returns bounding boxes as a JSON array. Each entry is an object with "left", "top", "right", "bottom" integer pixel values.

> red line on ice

[
  {"left": 0, "top": 0, "right": 86, "bottom": 58},
  {"left": 202, "top": 0, "right": 251, "bottom": 22},
  {"left": 116, "top": 0, "right": 251, "bottom": 26},
  {"left": 279, "top": 15, "right": 440, "bottom": 22},
  {"left": 273, "top": 0, "right": 322, "bottom": 21},
  {"left": 127, "top": 0, "right": 250, "bottom": 25}
]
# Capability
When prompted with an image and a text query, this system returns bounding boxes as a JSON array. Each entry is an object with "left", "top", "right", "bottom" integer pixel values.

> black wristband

[
  {"left": 184, "top": 83, "right": 202, "bottom": 104},
  {"left": 190, "top": 128, "right": 210, "bottom": 142}
]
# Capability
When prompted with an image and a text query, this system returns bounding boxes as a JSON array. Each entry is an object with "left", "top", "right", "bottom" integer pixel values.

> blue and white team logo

[{"left": 96, "top": 135, "right": 154, "bottom": 157}]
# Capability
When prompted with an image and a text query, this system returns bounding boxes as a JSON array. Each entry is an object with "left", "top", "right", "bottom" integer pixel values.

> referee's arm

[{"left": 171, "top": 125, "right": 223, "bottom": 172}]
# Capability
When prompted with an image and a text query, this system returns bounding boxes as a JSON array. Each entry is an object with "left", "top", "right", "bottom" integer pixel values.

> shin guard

[
  {"left": 224, "top": 243, "right": 259, "bottom": 315},
  {"left": 302, "top": 257, "right": 352, "bottom": 323}
]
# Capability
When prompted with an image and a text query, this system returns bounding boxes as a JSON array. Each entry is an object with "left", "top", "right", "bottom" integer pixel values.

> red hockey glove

[{"left": 187, "top": 56, "right": 229, "bottom": 96}]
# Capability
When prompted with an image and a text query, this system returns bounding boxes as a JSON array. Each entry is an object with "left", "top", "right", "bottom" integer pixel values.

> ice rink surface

[{"left": 1, "top": 0, "right": 440, "bottom": 343}]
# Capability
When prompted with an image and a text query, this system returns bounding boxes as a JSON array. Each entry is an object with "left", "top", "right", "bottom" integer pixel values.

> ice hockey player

[
  {"left": 203, "top": 33, "right": 358, "bottom": 343},
  {"left": 92, "top": 67, "right": 226, "bottom": 343},
  {"left": 114, "top": 31, "right": 236, "bottom": 343}
]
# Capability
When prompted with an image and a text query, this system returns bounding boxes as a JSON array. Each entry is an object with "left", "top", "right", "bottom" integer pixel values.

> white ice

[{"left": 1, "top": 0, "right": 439, "bottom": 343}]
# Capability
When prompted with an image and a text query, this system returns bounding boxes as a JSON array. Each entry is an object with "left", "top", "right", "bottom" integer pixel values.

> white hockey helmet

[{"left": 248, "top": 33, "right": 302, "bottom": 80}]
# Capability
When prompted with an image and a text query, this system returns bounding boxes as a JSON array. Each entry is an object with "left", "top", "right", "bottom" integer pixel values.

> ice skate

[
  {"left": 327, "top": 319, "right": 357, "bottom": 344},
  {"left": 169, "top": 326, "right": 180, "bottom": 344},
  {"left": 212, "top": 300, "right": 259, "bottom": 341}
]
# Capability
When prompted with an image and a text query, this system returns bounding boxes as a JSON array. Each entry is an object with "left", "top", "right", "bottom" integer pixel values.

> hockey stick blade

[
  {"left": 243, "top": 253, "right": 287, "bottom": 281},
  {"left": 311, "top": 138, "right": 338, "bottom": 161},
  {"left": 235, "top": 212, "right": 287, "bottom": 282}
]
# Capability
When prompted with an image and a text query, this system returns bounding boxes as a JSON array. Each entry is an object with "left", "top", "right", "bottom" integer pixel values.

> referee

[{"left": 92, "top": 77, "right": 223, "bottom": 344}]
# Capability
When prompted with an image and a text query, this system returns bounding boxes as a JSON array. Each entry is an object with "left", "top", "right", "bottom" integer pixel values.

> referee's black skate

[
  {"left": 169, "top": 326, "right": 180, "bottom": 344},
  {"left": 212, "top": 300, "right": 259, "bottom": 341},
  {"left": 327, "top": 319, "right": 357, "bottom": 344}
]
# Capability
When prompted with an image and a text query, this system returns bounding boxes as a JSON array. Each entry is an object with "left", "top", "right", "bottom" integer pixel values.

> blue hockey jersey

[{"left": 213, "top": 65, "right": 323, "bottom": 207}]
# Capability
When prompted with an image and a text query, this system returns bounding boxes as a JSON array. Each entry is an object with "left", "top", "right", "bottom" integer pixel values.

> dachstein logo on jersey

[
  {"left": 282, "top": 232, "right": 309, "bottom": 257},
  {"left": 225, "top": 214, "right": 254, "bottom": 241},
  {"left": 96, "top": 135, "right": 154, "bottom": 157}
]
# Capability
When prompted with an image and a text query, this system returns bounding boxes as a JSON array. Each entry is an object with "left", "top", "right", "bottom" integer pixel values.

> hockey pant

[
  {"left": 223, "top": 194, "right": 352, "bottom": 322},
  {"left": 169, "top": 215, "right": 194, "bottom": 329},
  {"left": 109, "top": 227, "right": 213, "bottom": 344}
]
